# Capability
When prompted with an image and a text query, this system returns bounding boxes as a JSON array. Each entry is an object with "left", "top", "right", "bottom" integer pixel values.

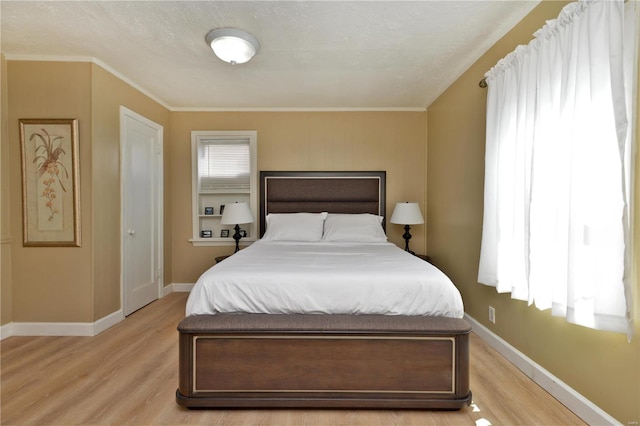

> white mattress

[{"left": 186, "top": 240, "right": 464, "bottom": 318}]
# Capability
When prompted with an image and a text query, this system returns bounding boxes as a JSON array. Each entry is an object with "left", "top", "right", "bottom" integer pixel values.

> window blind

[{"left": 198, "top": 139, "right": 250, "bottom": 191}]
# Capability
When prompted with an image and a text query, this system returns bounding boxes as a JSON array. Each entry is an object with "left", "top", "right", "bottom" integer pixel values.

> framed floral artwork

[{"left": 19, "top": 119, "right": 81, "bottom": 246}]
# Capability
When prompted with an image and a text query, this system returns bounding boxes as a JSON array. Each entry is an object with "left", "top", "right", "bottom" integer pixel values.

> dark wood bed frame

[{"left": 176, "top": 171, "right": 472, "bottom": 410}]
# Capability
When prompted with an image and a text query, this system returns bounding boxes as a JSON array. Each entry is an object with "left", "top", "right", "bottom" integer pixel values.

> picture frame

[
  {"left": 201, "top": 230, "right": 213, "bottom": 238},
  {"left": 219, "top": 204, "right": 225, "bottom": 215},
  {"left": 204, "top": 206, "right": 214, "bottom": 215},
  {"left": 239, "top": 229, "right": 247, "bottom": 237},
  {"left": 220, "top": 229, "right": 230, "bottom": 238},
  {"left": 19, "top": 119, "right": 81, "bottom": 247}
]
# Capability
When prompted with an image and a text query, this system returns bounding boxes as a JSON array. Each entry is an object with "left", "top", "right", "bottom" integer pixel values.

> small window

[
  {"left": 198, "top": 140, "right": 250, "bottom": 192},
  {"left": 191, "top": 131, "right": 257, "bottom": 246}
]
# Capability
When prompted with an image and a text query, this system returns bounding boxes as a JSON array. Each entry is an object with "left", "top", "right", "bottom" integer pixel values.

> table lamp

[
  {"left": 390, "top": 202, "right": 424, "bottom": 255},
  {"left": 220, "top": 202, "right": 254, "bottom": 252}
]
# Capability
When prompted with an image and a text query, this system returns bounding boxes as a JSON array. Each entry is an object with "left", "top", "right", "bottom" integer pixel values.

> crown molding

[
  {"left": 3, "top": 54, "right": 428, "bottom": 113},
  {"left": 171, "top": 106, "right": 427, "bottom": 112},
  {"left": 3, "top": 54, "right": 171, "bottom": 110}
]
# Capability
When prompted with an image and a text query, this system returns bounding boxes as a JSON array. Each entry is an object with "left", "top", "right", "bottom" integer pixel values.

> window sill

[{"left": 189, "top": 238, "right": 255, "bottom": 247}]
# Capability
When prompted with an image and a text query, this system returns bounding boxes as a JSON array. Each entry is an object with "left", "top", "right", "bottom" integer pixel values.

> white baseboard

[
  {"left": 165, "top": 283, "right": 194, "bottom": 293},
  {"left": 0, "top": 322, "right": 14, "bottom": 340},
  {"left": 0, "top": 309, "right": 124, "bottom": 340},
  {"left": 1, "top": 284, "right": 196, "bottom": 340},
  {"left": 93, "top": 309, "right": 124, "bottom": 335},
  {"left": 162, "top": 284, "right": 173, "bottom": 297},
  {"left": 465, "top": 314, "right": 621, "bottom": 426}
]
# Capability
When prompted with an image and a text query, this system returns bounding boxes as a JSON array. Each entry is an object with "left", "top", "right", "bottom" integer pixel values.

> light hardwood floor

[{"left": 1, "top": 293, "right": 586, "bottom": 425}]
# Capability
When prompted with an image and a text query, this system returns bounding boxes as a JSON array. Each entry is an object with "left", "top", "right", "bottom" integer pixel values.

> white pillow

[
  {"left": 322, "top": 213, "right": 387, "bottom": 243},
  {"left": 262, "top": 212, "right": 328, "bottom": 242}
]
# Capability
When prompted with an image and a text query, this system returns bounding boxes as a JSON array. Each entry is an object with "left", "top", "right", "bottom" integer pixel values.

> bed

[{"left": 176, "top": 171, "right": 472, "bottom": 409}]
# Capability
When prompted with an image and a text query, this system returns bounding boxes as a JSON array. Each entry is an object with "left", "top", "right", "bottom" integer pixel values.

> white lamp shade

[
  {"left": 205, "top": 28, "right": 260, "bottom": 65},
  {"left": 390, "top": 202, "right": 424, "bottom": 225},
  {"left": 220, "top": 202, "right": 254, "bottom": 225}
]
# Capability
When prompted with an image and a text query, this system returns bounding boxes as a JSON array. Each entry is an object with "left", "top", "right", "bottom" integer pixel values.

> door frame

[{"left": 119, "top": 106, "right": 164, "bottom": 314}]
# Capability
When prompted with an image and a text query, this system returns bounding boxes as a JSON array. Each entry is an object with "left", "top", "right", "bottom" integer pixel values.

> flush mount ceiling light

[{"left": 205, "top": 28, "right": 260, "bottom": 65}]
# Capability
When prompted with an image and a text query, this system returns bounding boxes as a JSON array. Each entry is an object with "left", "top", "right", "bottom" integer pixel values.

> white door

[{"left": 121, "top": 107, "right": 163, "bottom": 316}]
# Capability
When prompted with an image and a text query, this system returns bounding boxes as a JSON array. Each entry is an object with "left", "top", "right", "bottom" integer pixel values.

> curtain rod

[{"left": 479, "top": 0, "right": 630, "bottom": 89}]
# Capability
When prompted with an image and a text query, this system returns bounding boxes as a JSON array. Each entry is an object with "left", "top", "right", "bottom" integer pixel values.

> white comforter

[{"left": 186, "top": 240, "right": 464, "bottom": 318}]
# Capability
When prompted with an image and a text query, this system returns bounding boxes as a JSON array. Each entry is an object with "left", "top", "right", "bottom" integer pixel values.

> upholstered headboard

[{"left": 259, "top": 171, "right": 386, "bottom": 237}]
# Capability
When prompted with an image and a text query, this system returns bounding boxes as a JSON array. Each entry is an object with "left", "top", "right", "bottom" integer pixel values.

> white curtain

[{"left": 478, "top": 0, "right": 634, "bottom": 336}]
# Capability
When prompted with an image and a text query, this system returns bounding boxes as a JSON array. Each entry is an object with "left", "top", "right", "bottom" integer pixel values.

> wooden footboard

[{"left": 176, "top": 314, "right": 471, "bottom": 409}]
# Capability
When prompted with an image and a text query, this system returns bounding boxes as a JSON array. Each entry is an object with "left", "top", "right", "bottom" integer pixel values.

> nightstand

[
  {"left": 215, "top": 255, "right": 231, "bottom": 264},
  {"left": 415, "top": 254, "right": 432, "bottom": 264}
]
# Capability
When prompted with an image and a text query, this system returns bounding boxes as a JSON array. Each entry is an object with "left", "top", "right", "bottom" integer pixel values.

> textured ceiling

[{"left": 1, "top": 1, "right": 539, "bottom": 110}]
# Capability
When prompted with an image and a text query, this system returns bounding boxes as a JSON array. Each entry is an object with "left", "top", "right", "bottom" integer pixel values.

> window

[
  {"left": 198, "top": 141, "right": 250, "bottom": 191},
  {"left": 478, "top": 0, "right": 635, "bottom": 335},
  {"left": 190, "top": 131, "right": 257, "bottom": 246}
]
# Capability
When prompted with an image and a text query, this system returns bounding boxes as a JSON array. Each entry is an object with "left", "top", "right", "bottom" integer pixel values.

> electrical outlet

[{"left": 489, "top": 306, "right": 496, "bottom": 324}]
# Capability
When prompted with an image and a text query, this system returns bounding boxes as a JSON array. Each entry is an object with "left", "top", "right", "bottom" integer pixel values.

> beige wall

[
  {"left": 3, "top": 61, "right": 170, "bottom": 323},
  {"left": 170, "top": 111, "right": 427, "bottom": 283},
  {"left": 1, "top": 54, "right": 12, "bottom": 325},
  {"left": 7, "top": 61, "right": 94, "bottom": 322},
  {"left": 427, "top": 1, "right": 640, "bottom": 424}
]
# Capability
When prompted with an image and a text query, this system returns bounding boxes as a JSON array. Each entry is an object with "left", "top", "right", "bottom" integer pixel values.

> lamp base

[
  {"left": 232, "top": 224, "right": 242, "bottom": 253},
  {"left": 403, "top": 224, "right": 415, "bottom": 255}
]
